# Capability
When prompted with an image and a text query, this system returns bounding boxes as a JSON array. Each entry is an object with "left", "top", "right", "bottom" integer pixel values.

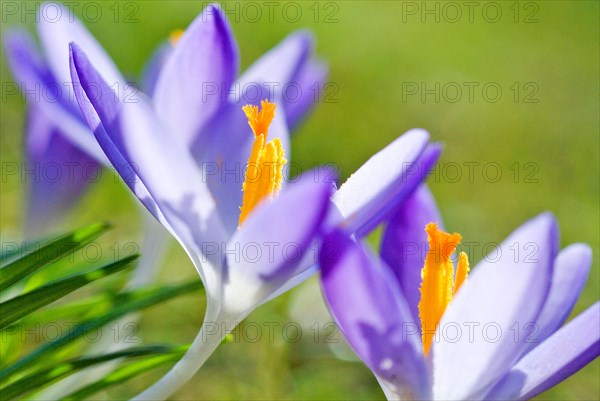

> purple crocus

[
  {"left": 320, "top": 186, "right": 599, "bottom": 400},
  {"left": 69, "top": 22, "right": 441, "bottom": 398},
  {"left": 3, "top": 2, "right": 169, "bottom": 286},
  {"left": 4, "top": 1, "right": 325, "bottom": 275},
  {"left": 4, "top": 10, "right": 112, "bottom": 234}
]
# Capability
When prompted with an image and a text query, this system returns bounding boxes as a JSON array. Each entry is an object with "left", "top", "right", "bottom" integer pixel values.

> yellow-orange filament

[
  {"left": 418, "top": 222, "right": 470, "bottom": 355},
  {"left": 454, "top": 252, "right": 470, "bottom": 295},
  {"left": 169, "top": 29, "right": 184, "bottom": 46},
  {"left": 238, "top": 100, "right": 286, "bottom": 226}
]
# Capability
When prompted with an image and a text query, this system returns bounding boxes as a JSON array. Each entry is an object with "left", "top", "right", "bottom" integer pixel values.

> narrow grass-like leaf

[
  {"left": 19, "top": 293, "right": 109, "bottom": 324},
  {"left": 0, "top": 280, "right": 202, "bottom": 380},
  {"left": 0, "top": 345, "right": 176, "bottom": 400},
  {"left": 0, "top": 240, "right": 27, "bottom": 264},
  {"left": 0, "top": 255, "right": 138, "bottom": 330},
  {"left": 0, "top": 223, "right": 109, "bottom": 291},
  {"left": 61, "top": 345, "right": 189, "bottom": 400}
]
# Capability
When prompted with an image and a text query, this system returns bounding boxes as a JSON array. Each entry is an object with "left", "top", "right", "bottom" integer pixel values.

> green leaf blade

[
  {"left": 0, "top": 345, "right": 177, "bottom": 400},
  {"left": 0, "top": 223, "right": 110, "bottom": 291},
  {"left": 61, "top": 345, "right": 189, "bottom": 400},
  {"left": 0, "top": 255, "right": 138, "bottom": 330},
  {"left": 0, "top": 280, "right": 202, "bottom": 381}
]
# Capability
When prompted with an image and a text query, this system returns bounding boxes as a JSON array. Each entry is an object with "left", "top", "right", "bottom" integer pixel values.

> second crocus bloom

[{"left": 320, "top": 185, "right": 599, "bottom": 400}]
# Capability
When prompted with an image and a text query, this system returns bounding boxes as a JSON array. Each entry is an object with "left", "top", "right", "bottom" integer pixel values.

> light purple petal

[
  {"left": 380, "top": 184, "right": 442, "bottom": 332},
  {"left": 236, "top": 30, "right": 313, "bottom": 100},
  {"left": 37, "top": 2, "right": 124, "bottom": 96},
  {"left": 4, "top": 29, "right": 106, "bottom": 163},
  {"left": 234, "top": 30, "right": 318, "bottom": 147},
  {"left": 153, "top": 3, "right": 238, "bottom": 146},
  {"left": 25, "top": 105, "right": 98, "bottom": 236},
  {"left": 222, "top": 171, "right": 333, "bottom": 314},
  {"left": 70, "top": 43, "right": 227, "bottom": 284},
  {"left": 486, "top": 302, "right": 600, "bottom": 400},
  {"left": 4, "top": 29, "right": 53, "bottom": 97},
  {"left": 331, "top": 130, "right": 438, "bottom": 236},
  {"left": 320, "top": 231, "right": 430, "bottom": 400},
  {"left": 432, "top": 213, "right": 558, "bottom": 400},
  {"left": 283, "top": 57, "right": 328, "bottom": 130},
  {"left": 141, "top": 41, "right": 172, "bottom": 96},
  {"left": 525, "top": 243, "right": 592, "bottom": 352}
]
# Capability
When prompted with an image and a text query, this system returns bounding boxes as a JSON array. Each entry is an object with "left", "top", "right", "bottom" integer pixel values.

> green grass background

[{"left": 1, "top": 0, "right": 598, "bottom": 399}]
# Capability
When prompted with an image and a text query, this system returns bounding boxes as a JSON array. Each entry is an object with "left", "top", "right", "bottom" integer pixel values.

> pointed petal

[
  {"left": 527, "top": 243, "right": 592, "bottom": 350},
  {"left": 283, "top": 57, "right": 328, "bottom": 130},
  {"left": 153, "top": 4, "right": 238, "bottom": 146},
  {"left": 236, "top": 30, "right": 313, "bottom": 100},
  {"left": 486, "top": 302, "right": 600, "bottom": 400},
  {"left": 320, "top": 231, "right": 431, "bottom": 399},
  {"left": 141, "top": 41, "right": 172, "bottom": 96},
  {"left": 37, "top": 2, "right": 124, "bottom": 94},
  {"left": 380, "top": 184, "right": 442, "bottom": 332},
  {"left": 24, "top": 105, "right": 98, "bottom": 235},
  {"left": 222, "top": 171, "right": 333, "bottom": 315},
  {"left": 331, "top": 130, "right": 439, "bottom": 236},
  {"left": 4, "top": 29, "right": 52, "bottom": 92},
  {"left": 69, "top": 43, "right": 227, "bottom": 285},
  {"left": 4, "top": 29, "right": 106, "bottom": 163},
  {"left": 432, "top": 213, "right": 558, "bottom": 400}
]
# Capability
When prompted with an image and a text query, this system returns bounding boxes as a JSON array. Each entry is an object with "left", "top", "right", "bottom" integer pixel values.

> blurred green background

[{"left": 1, "top": 0, "right": 598, "bottom": 399}]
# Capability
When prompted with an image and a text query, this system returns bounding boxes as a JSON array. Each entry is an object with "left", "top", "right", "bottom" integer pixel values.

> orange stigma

[
  {"left": 418, "top": 222, "right": 470, "bottom": 355},
  {"left": 238, "top": 100, "right": 286, "bottom": 226}
]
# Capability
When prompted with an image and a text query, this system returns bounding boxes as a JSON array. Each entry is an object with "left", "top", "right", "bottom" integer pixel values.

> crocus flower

[
  {"left": 4, "top": 26, "right": 106, "bottom": 236},
  {"left": 69, "top": 24, "right": 441, "bottom": 398},
  {"left": 2, "top": 2, "right": 167, "bottom": 285},
  {"left": 130, "top": 3, "right": 329, "bottom": 235},
  {"left": 4, "top": 1, "right": 325, "bottom": 277},
  {"left": 4, "top": 5, "right": 169, "bottom": 398},
  {"left": 320, "top": 187, "right": 599, "bottom": 400}
]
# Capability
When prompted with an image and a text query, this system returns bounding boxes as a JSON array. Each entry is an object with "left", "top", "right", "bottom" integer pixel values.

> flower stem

[{"left": 131, "top": 307, "right": 233, "bottom": 400}]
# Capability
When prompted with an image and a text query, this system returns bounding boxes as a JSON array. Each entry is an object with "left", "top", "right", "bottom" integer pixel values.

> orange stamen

[
  {"left": 238, "top": 100, "right": 286, "bottom": 226},
  {"left": 418, "top": 222, "right": 467, "bottom": 355}
]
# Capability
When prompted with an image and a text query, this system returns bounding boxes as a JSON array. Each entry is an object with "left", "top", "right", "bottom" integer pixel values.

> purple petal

[
  {"left": 4, "top": 29, "right": 106, "bottom": 163},
  {"left": 25, "top": 105, "right": 99, "bottom": 235},
  {"left": 331, "top": 129, "right": 440, "bottom": 236},
  {"left": 486, "top": 302, "right": 600, "bottom": 400},
  {"left": 70, "top": 43, "right": 228, "bottom": 280},
  {"left": 283, "top": 57, "right": 328, "bottom": 130},
  {"left": 432, "top": 213, "right": 558, "bottom": 400},
  {"left": 141, "top": 41, "right": 172, "bottom": 96},
  {"left": 236, "top": 30, "right": 313, "bottom": 100},
  {"left": 152, "top": 3, "right": 238, "bottom": 146},
  {"left": 380, "top": 184, "right": 442, "bottom": 332},
  {"left": 36, "top": 2, "right": 124, "bottom": 97},
  {"left": 69, "top": 44, "right": 120, "bottom": 148},
  {"left": 320, "top": 231, "right": 430, "bottom": 399},
  {"left": 4, "top": 29, "right": 53, "bottom": 96},
  {"left": 526, "top": 243, "right": 592, "bottom": 352},
  {"left": 222, "top": 171, "right": 333, "bottom": 314}
]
